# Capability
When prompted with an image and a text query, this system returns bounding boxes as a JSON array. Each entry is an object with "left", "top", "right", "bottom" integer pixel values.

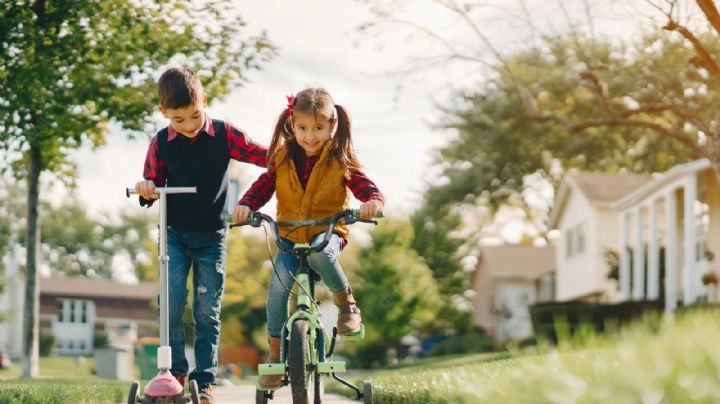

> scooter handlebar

[{"left": 125, "top": 186, "right": 197, "bottom": 198}]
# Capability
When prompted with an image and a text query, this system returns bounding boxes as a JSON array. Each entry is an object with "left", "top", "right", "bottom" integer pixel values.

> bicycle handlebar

[{"left": 229, "top": 209, "right": 382, "bottom": 254}]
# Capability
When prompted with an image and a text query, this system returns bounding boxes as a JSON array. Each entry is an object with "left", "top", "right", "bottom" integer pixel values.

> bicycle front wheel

[{"left": 289, "top": 319, "right": 315, "bottom": 404}]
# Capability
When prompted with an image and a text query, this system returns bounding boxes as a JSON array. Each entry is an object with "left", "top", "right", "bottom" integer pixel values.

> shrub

[
  {"left": 426, "top": 332, "right": 496, "bottom": 357},
  {"left": 39, "top": 331, "right": 56, "bottom": 357}
]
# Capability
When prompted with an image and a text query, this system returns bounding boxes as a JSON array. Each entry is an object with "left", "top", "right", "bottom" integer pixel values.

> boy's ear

[
  {"left": 202, "top": 94, "right": 207, "bottom": 108},
  {"left": 158, "top": 105, "right": 168, "bottom": 118}
]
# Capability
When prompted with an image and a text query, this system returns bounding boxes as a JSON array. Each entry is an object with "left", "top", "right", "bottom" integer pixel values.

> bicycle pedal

[
  {"left": 258, "top": 363, "right": 286, "bottom": 375},
  {"left": 337, "top": 324, "right": 365, "bottom": 341}
]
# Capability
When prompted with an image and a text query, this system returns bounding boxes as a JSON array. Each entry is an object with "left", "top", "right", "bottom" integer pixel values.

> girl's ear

[{"left": 330, "top": 117, "right": 338, "bottom": 137}]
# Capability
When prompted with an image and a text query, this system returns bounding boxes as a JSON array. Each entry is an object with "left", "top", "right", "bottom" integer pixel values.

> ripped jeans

[
  {"left": 267, "top": 233, "right": 348, "bottom": 337},
  {"left": 166, "top": 227, "right": 227, "bottom": 389}
]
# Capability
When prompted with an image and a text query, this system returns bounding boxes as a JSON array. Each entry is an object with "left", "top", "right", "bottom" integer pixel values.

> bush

[
  {"left": 93, "top": 331, "right": 109, "bottom": 349},
  {"left": 529, "top": 300, "right": 664, "bottom": 343},
  {"left": 39, "top": 331, "right": 56, "bottom": 357},
  {"left": 426, "top": 332, "right": 496, "bottom": 357}
]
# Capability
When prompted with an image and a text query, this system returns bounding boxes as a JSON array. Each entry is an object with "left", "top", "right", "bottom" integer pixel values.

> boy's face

[{"left": 159, "top": 94, "right": 207, "bottom": 138}]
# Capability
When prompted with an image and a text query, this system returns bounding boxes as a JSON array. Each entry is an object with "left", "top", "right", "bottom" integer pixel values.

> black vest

[{"left": 157, "top": 120, "right": 230, "bottom": 231}]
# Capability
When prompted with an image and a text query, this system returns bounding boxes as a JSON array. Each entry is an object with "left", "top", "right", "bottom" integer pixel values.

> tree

[
  {"left": 220, "top": 232, "right": 274, "bottom": 347},
  {"left": 346, "top": 219, "right": 442, "bottom": 368},
  {"left": 0, "top": 1, "right": 273, "bottom": 377},
  {"left": 356, "top": 1, "right": 712, "bottom": 325}
]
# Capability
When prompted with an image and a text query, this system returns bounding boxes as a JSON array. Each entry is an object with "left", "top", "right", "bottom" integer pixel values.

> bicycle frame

[{"left": 231, "top": 210, "right": 377, "bottom": 402}]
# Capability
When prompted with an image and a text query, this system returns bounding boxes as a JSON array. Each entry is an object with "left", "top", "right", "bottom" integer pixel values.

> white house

[
  {"left": 613, "top": 159, "right": 720, "bottom": 312},
  {"left": 549, "top": 172, "right": 653, "bottom": 302},
  {"left": 0, "top": 273, "right": 157, "bottom": 358},
  {"left": 471, "top": 245, "right": 555, "bottom": 340}
]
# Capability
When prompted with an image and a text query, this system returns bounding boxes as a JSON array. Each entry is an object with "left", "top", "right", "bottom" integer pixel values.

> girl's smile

[{"left": 292, "top": 112, "right": 335, "bottom": 156}]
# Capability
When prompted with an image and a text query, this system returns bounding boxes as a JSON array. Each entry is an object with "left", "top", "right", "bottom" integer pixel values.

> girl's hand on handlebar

[
  {"left": 233, "top": 204, "right": 252, "bottom": 223},
  {"left": 135, "top": 181, "right": 158, "bottom": 200},
  {"left": 359, "top": 201, "right": 381, "bottom": 220}
]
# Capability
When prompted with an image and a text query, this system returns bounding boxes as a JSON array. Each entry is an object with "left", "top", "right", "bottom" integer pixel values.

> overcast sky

[{"left": 50, "top": 0, "right": 667, "bottom": 222}]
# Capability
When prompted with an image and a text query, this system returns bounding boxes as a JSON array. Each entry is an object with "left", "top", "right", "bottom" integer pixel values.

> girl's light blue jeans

[{"left": 267, "top": 233, "right": 348, "bottom": 337}]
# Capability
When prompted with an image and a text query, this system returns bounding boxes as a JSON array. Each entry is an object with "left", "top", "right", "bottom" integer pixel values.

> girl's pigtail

[
  {"left": 267, "top": 110, "right": 295, "bottom": 172},
  {"left": 332, "top": 104, "right": 361, "bottom": 177}
]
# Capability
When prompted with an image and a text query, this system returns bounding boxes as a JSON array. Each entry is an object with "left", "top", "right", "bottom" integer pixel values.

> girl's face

[{"left": 292, "top": 112, "right": 335, "bottom": 156}]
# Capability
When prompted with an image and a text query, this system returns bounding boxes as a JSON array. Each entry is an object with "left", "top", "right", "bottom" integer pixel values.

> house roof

[
  {"left": 475, "top": 245, "right": 555, "bottom": 282},
  {"left": 39, "top": 277, "right": 157, "bottom": 301},
  {"left": 613, "top": 159, "right": 710, "bottom": 211},
  {"left": 548, "top": 171, "right": 653, "bottom": 229}
]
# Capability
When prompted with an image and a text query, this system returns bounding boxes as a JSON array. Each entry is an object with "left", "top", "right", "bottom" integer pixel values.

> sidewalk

[{"left": 212, "top": 383, "right": 359, "bottom": 403}]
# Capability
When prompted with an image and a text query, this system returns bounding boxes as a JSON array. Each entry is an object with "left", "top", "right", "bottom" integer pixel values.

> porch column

[
  {"left": 683, "top": 174, "right": 697, "bottom": 305},
  {"left": 647, "top": 200, "right": 659, "bottom": 300},
  {"left": 620, "top": 211, "right": 630, "bottom": 300},
  {"left": 633, "top": 206, "right": 645, "bottom": 300},
  {"left": 665, "top": 190, "right": 678, "bottom": 312}
]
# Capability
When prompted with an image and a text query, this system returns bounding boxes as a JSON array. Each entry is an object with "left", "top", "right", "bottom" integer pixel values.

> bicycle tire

[{"left": 289, "top": 320, "right": 314, "bottom": 404}]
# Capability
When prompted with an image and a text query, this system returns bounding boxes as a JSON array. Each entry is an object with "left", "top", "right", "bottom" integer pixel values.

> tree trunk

[{"left": 21, "top": 146, "right": 41, "bottom": 378}]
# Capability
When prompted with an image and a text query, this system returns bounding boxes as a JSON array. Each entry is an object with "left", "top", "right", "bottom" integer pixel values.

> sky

[{"left": 51, "top": 0, "right": 669, "bottom": 226}]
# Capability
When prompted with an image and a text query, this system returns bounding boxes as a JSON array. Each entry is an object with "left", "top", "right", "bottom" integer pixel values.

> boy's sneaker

[{"left": 199, "top": 385, "right": 214, "bottom": 404}]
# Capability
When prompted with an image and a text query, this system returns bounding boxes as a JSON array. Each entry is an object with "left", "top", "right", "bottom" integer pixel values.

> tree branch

[
  {"left": 580, "top": 71, "right": 614, "bottom": 116},
  {"left": 663, "top": 20, "right": 720, "bottom": 84},
  {"left": 618, "top": 103, "right": 713, "bottom": 137},
  {"left": 532, "top": 112, "right": 706, "bottom": 156},
  {"left": 697, "top": 0, "right": 720, "bottom": 37}
]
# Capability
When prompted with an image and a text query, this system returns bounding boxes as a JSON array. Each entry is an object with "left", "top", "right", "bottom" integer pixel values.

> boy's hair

[
  {"left": 267, "top": 88, "right": 361, "bottom": 177},
  {"left": 157, "top": 67, "right": 204, "bottom": 109}
]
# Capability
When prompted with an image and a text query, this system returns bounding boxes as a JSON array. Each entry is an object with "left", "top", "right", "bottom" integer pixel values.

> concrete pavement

[{"left": 211, "top": 383, "right": 359, "bottom": 404}]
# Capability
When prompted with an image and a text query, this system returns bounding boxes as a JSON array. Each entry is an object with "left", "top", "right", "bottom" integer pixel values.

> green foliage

[
  {"left": 345, "top": 219, "right": 443, "bottom": 368},
  {"left": 0, "top": 178, "right": 155, "bottom": 278},
  {"left": 347, "top": 312, "right": 720, "bottom": 403},
  {"left": 38, "top": 331, "right": 55, "bottom": 357},
  {"left": 409, "top": 205, "right": 471, "bottom": 334},
  {"left": 93, "top": 332, "right": 108, "bottom": 349},
  {"left": 0, "top": 0, "right": 274, "bottom": 173},
  {"left": 220, "top": 232, "right": 274, "bottom": 347},
  {"left": 426, "top": 332, "right": 497, "bottom": 357}
]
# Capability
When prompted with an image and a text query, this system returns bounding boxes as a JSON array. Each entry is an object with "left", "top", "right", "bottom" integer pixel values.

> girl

[{"left": 233, "top": 88, "right": 384, "bottom": 388}]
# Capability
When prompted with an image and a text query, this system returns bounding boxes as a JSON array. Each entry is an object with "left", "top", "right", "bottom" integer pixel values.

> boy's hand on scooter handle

[
  {"left": 135, "top": 180, "right": 158, "bottom": 200},
  {"left": 233, "top": 204, "right": 252, "bottom": 223},
  {"left": 359, "top": 201, "right": 381, "bottom": 220}
]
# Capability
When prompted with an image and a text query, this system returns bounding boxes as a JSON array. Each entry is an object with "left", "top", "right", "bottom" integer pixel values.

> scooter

[{"left": 125, "top": 186, "right": 200, "bottom": 404}]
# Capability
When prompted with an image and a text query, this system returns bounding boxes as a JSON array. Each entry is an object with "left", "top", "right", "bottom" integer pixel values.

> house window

[
  {"left": 566, "top": 229, "right": 573, "bottom": 257},
  {"left": 576, "top": 224, "right": 586, "bottom": 254},
  {"left": 57, "top": 301, "right": 64, "bottom": 322},
  {"left": 69, "top": 301, "right": 75, "bottom": 323},
  {"left": 80, "top": 301, "right": 87, "bottom": 324},
  {"left": 565, "top": 222, "right": 587, "bottom": 258}
]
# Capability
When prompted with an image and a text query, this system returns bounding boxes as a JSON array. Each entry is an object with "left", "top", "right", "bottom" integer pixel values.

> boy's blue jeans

[
  {"left": 166, "top": 227, "right": 226, "bottom": 389},
  {"left": 267, "top": 233, "right": 348, "bottom": 337}
]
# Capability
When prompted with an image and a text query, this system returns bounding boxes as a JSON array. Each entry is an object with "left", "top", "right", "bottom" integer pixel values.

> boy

[{"left": 135, "top": 67, "right": 266, "bottom": 403}]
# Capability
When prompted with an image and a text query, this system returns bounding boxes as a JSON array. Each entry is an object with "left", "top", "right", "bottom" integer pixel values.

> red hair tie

[{"left": 285, "top": 95, "right": 295, "bottom": 117}]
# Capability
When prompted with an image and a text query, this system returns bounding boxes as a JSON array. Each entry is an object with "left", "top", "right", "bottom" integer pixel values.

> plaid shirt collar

[{"left": 167, "top": 112, "right": 214, "bottom": 141}]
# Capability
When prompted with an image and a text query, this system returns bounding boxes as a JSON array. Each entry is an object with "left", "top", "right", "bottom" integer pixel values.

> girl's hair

[{"left": 266, "top": 88, "right": 361, "bottom": 176}]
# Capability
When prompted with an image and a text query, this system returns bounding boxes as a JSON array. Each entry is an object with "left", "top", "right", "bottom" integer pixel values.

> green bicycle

[{"left": 231, "top": 209, "right": 377, "bottom": 404}]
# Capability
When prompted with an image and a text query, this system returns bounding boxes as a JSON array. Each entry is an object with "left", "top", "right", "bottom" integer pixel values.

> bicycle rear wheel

[{"left": 289, "top": 320, "right": 315, "bottom": 404}]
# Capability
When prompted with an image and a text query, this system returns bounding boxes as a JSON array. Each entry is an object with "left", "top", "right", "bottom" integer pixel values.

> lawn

[
  {"left": 331, "top": 311, "right": 720, "bottom": 403},
  {"left": 0, "top": 356, "right": 132, "bottom": 403}
]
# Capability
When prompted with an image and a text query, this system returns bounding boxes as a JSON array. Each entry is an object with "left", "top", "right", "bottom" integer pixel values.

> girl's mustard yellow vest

[{"left": 275, "top": 143, "right": 350, "bottom": 243}]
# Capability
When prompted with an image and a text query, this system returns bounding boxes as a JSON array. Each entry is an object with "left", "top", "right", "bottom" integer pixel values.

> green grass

[
  {"left": 0, "top": 356, "right": 134, "bottom": 403},
  {"left": 331, "top": 311, "right": 720, "bottom": 403},
  {"left": 0, "top": 379, "right": 128, "bottom": 404}
]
